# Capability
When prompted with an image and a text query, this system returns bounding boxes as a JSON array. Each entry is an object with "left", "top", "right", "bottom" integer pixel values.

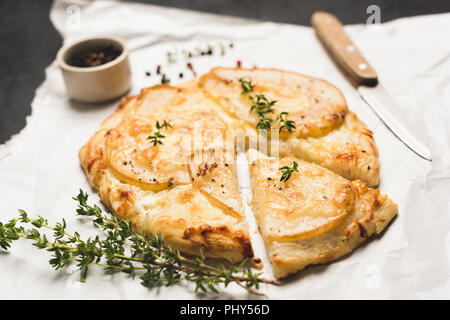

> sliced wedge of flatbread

[
  {"left": 200, "top": 67, "right": 379, "bottom": 186},
  {"left": 246, "top": 149, "right": 397, "bottom": 279}
]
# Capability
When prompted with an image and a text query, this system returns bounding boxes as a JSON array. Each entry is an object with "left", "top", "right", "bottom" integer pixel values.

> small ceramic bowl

[{"left": 57, "top": 36, "right": 131, "bottom": 103}]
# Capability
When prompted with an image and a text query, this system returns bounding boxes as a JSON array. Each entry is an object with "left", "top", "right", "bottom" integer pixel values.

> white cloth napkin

[{"left": 0, "top": 0, "right": 449, "bottom": 299}]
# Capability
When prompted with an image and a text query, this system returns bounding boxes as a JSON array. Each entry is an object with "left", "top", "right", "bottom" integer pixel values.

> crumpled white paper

[{"left": 0, "top": 0, "right": 449, "bottom": 299}]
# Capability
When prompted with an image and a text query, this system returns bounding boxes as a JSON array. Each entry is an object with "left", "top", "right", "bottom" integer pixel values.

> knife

[{"left": 311, "top": 11, "right": 431, "bottom": 161}]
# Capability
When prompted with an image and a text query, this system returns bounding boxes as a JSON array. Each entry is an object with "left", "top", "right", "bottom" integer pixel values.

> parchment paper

[{"left": 0, "top": 0, "right": 449, "bottom": 299}]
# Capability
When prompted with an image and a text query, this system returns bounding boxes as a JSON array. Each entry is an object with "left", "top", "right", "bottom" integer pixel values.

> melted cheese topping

[
  {"left": 199, "top": 67, "right": 348, "bottom": 138},
  {"left": 104, "top": 84, "right": 236, "bottom": 191},
  {"left": 248, "top": 150, "right": 355, "bottom": 241}
]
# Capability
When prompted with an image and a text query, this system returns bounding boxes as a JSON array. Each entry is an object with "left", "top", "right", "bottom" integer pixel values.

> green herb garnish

[
  {"left": 238, "top": 78, "right": 295, "bottom": 134},
  {"left": 277, "top": 112, "right": 296, "bottom": 133},
  {"left": 249, "top": 94, "right": 277, "bottom": 132},
  {"left": 238, "top": 77, "right": 255, "bottom": 94},
  {"left": 250, "top": 94, "right": 276, "bottom": 115},
  {"left": 238, "top": 77, "right": 277, "bottom": 132},
  {"left": 159, "top": 120, "right": 172, "bottom": 130},
  {"left": 148, "top": 131, "right": 165, "bottom": 146},
  {"left": 148, "top": 120, "right": 171, "bottom": 146},
  {"left": 256, "top": 117, "right": 273, "bottom": 131},
  {"left": 279, "top": 161, "right": 299, "bottom": 182},
  {"left": 0, "top": 190, "right": 279, "bottom": 295}
]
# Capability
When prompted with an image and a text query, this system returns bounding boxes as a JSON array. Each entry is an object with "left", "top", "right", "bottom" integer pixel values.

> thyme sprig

[
  {"left": 277, "top": 112, "right": 296, "bottom": 133},
  {"left": 238, "top": 77, "right": 255, "bottom": 94},
  {"left": 0, "top": 190, "right": 279, "bottom": 295},
  {"left": 148, "top": 120, "right": 172, "bottom": 146},
  {"left": 279, "top": 161, "right": 299, "bottom": 182},
  {"left": 238, "top": 77, "right": 275, "bottom": 131},
  {"left": 239, "top": 77, "right": 294, "bottom": 133},
  {"left": 249, "top": 95, "right": 277, "bottom": 131}
]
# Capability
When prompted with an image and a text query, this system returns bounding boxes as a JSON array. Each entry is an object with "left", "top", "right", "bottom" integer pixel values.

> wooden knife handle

[{"left": 311, "top": 11, "right": 378, "bottom": 87}]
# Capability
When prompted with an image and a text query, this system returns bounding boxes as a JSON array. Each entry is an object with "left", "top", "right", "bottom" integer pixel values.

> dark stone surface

[
  {"left": 0, "top": 0, "right": 449, "bottom": 144},
  {"left": 0, "top": 0, "right": 61, "bottom": 144}
]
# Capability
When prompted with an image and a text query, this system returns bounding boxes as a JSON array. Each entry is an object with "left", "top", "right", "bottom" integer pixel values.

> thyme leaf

[
  {"left": 279, "top": 161, "right": 299, "bottom": 182},
  {"left": 238, "top": 77, "right": 255, "bottom": 94},
  {"left": 249, "top": 94, "right": 277, "bottom": 132},
  {"left": 277, "top": 112, "right": 296, "bottom": 133},
  {"left": 238, "top": 77, "right": 278, "bottom": 132},
  {"left": 148, "top": 120, "right": 171, "bottom": 146}
]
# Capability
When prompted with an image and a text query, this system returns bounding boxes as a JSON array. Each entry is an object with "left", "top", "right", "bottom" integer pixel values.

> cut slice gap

[{"left": 235, "top": 151, "right": 275, "bottom": 278}]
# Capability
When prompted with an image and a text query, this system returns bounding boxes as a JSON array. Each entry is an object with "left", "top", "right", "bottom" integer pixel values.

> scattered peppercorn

[
  {"left": 149, "top": 43, "right": 234, "bottom": 85},
  {"left": 187, "top": 62, "right": 196, "bottom": 76},
  {"left": 161, "top": 74, "right": 170, "bottom": 84}
]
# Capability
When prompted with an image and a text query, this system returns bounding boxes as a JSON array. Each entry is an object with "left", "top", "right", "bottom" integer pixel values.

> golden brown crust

[{"left": 79, "top": 95, "right": 137, "bottom": 189}]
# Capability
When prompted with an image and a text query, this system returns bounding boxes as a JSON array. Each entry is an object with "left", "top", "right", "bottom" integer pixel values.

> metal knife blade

[
  {"left": 358, "top": 85, "right": 431, "bottom": 161},
  {"left": 311, "top": 11, "right": 431, "bottom": 161}
]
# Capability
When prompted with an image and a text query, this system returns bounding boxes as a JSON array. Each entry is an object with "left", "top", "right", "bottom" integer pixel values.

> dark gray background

[{"left": 0, "top": 0, "right": 449, "bottom": 144}]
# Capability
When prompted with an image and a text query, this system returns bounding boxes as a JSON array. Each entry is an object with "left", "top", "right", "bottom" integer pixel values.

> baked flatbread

[
  {"left": 199, "top": 67, "right": 379, "bottom": 186},
  {"left": 79, "top": 67, "right": 395, "bottom": 276},
  {"left": 246, "top": 149, "right": 397, "bottom": 279}
]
